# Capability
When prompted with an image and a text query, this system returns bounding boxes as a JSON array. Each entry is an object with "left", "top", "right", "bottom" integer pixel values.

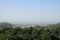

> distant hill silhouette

[{"left": 0, "top": 22, "right": 12, "bottom": 28}]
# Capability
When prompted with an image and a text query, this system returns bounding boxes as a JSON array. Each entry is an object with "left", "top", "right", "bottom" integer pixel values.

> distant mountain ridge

[{"left": 0, "top": 22, "right": 12, "bottom": 28}]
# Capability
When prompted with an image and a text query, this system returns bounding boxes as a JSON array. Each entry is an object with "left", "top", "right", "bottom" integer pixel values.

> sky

[{"left": 0, "top": 0, "right": 60, "bottom": 24}]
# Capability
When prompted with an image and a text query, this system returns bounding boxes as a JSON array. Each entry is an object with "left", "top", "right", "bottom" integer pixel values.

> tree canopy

[{"left": 0, "top": 22, "right": 60, "bottom": 40}]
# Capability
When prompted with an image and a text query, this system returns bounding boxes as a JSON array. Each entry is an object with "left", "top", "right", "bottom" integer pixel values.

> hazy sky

[{"left": 0, "top": 0, "right": 60, "bottom": 24}]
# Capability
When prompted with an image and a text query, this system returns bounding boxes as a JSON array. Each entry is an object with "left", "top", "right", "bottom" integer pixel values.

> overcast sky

[{"left": 0, "top": 0, "right": 60, "bottom": 24}]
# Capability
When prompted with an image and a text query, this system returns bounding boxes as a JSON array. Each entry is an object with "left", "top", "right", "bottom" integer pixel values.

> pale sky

[{"left": 0, "top": 0, "right": 60, "bottom": 24}]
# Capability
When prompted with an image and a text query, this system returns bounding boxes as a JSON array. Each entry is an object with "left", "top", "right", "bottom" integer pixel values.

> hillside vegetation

[{"left": 0, "top": 22, "right": 60, "bottom": 40}]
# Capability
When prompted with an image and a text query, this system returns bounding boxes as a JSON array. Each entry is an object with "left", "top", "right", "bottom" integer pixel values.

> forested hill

[
  {"left": 0, "top": 22, "right": 12, "bottom": 27},
  {"left": 0, "top": 22, "right": 60, "bottom": 40}
]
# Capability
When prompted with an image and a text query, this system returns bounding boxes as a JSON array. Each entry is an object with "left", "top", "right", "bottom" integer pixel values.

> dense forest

[{"left": 0, "top": 22, "right": 60, "bottom": 40}]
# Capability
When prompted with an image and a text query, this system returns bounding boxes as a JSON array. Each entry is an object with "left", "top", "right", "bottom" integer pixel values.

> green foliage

[{"left": 0, "top": 23, "right": 60, "bottom": 40}]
